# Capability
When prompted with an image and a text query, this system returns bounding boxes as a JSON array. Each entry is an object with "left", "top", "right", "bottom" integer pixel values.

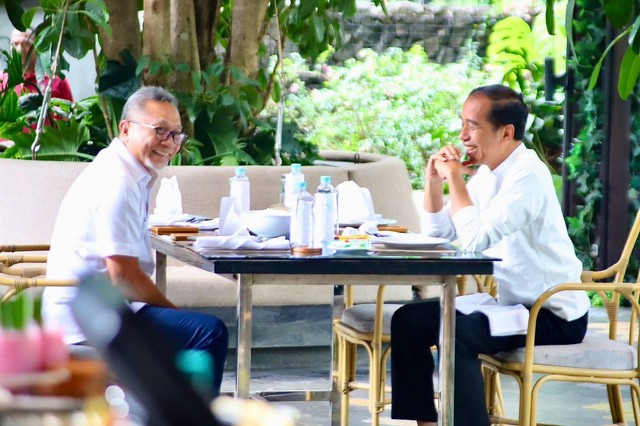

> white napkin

[
  {"left": 152, "top": 176, "right": 184, "bottom": 223},
  {"left": 336, "top": 181, "right": 376, "bottom": 223},
  {"left": 193, "top": 235, "right": 290, "bottom": 252},
  {"left": 219, "top": 197, "right": 250, "bottom": 236}
]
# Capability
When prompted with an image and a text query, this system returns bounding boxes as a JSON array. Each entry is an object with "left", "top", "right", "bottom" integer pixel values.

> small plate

[
  {"left": 377, "top": 235, "right": 449, "bottom": 250},
  {"left": 339, "top": 217, "right": 397, "bottom": 227}
]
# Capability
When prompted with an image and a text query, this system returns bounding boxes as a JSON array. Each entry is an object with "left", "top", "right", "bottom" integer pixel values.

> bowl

[{"left": 242, "top": 209, "right": 291, "bottom": 238}]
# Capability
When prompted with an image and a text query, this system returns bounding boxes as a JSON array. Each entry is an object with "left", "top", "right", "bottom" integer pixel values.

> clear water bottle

[
  {"left": 290, "top": 181, "right": 314, "bottom": 247},
  {"left": 229, "top": 166, "right": 250, "bottom": 213},
  {"left": 283, "top": 163, "right": 304, "bottom": 210},
  {"left": 314, "top": 176, "right": 338, "bottom": 246}
]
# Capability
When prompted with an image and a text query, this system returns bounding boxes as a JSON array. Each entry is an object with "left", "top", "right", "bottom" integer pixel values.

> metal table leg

[{"left": 438, "top": 275, "right": 456, "bottom": 426}]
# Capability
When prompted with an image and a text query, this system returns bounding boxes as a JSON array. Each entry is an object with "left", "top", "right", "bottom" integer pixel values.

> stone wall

[
  {"left": 268, "top": 2, "right": 540, "bottom": 65},
  {"left": 336, "top": 2, "right": 492, "bottom": 64}
]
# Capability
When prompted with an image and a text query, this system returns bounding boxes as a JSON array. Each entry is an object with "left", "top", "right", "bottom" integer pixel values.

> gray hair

[{"left": 120, "top": 86, "right": 179, "bottom": 121}]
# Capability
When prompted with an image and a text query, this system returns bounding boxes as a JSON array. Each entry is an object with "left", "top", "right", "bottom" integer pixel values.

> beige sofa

[{"left": 0, "top": 151, "right": 420, "bottom": 308}]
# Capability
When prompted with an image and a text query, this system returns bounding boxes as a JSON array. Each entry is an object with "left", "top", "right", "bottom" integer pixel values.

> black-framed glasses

[{"left": 128, "top": 120, "right": 188, "bottom": 146}]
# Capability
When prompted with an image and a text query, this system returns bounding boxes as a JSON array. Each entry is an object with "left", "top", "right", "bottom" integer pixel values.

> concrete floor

[{"left": 219, "top": 307, "right": 637, "bottom": 425}]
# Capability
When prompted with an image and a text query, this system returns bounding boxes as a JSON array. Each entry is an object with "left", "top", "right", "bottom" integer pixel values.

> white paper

[{"left": 456, "top": 293, "right": 529, "bottom": 336}]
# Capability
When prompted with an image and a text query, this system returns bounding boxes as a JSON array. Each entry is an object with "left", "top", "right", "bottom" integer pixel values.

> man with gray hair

[{"left": 44, "top": 86, "right": 228, "bottom": 396}]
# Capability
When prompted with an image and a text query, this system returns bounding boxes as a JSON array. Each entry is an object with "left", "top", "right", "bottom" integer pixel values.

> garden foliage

[{"left": 273, "top": 45, "right": 496, "bottom": 189}]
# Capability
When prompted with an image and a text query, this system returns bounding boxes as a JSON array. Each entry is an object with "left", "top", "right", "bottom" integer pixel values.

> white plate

[
  {"left": 339, "top": 218, "right": 397, "bottom": 227},
  {"left": 377, "top": 235, "right": 449, "bottom": 250}
]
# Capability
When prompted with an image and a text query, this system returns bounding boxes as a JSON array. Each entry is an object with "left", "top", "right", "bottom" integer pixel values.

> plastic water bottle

[
  {"left": 283, "top": 163, "right": 304, "bottom": 210},
  {"left": 314, "top": 176, "right": 338, "bottom": 246},
  {"left": 229, "top": 166, "right": 250, "bottom": 213},
  {"left": 290, "top": 181, "right": 314, "bottom": 247}
]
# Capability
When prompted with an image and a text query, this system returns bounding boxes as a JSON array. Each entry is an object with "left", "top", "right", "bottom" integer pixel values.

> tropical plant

[
  {"left": 543, "top": 0, "right": 640, "bottom": 99},
  {"left": 485, "top": 12, "right": 567, "bottom": 176},
  {"left": 2, "top": 0, "right": 390, "bottom": 166}
]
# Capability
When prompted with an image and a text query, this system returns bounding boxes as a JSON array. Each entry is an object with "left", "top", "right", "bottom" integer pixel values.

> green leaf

[
  {"left": 588, "top": 27, "right": 632, "bottom": 90},
  {"left": 618, "top": 46, "right": 640, "bottom": 99},
  {"left": 5, "top": 0, "right": 27, "bottom": 31},
  {"left": 341, "top": 0, "right": 356, "bottom": 18},
  {"left": 603, "top": 0, "right": 633, "bottom": 28},
  {"left": 297, "top": 0, "right": 317, "bottom": 21},
  {"left": 22, "top": 7, "right": 38, "bottom": 29},
  {"left": 630, "top": 16, "right": 640, "bottom": 54},
  {"left": 545, "top": 0, "right": 555, "bottom": 35},
  {"left": 312, "top": 14, "right": 326, "bottom": 42}
]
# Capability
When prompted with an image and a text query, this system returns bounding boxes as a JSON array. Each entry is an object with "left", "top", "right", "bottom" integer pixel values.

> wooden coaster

[{"left": 291, "top": 246, "right": 323, "bottom": 256}]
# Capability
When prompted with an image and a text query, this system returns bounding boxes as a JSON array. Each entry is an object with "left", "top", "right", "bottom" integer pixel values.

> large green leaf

[
  {"left": 10, "top": 120, "right": 94, "bottom": 161},
  {"left": 603, "top": 0, "right": 633, "bottom": 28},
  {"left": 619, "top": 46, "right": 640, "bottom": 99},
  {"left": 4, "top": 0, "right": 26, "bottom": 31}
]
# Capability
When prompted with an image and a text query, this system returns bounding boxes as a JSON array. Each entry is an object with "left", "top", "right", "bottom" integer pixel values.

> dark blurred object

[
  {"left": 18, "top": 92, "right": 43, "bottom": 112},
  {"left": 71, "top": 274, "right": 222, "bottom": 426},
  {"left": 544, "top": 57, "right": 567, "bottom": 102}
]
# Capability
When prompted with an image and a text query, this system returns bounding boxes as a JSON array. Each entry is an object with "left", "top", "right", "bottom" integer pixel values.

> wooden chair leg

[
  {"left": 369, "top": 343, "right": 383, "bottom": 426},
  {"left": 606, "top": 384, "right": 625, "bottom": 423}
]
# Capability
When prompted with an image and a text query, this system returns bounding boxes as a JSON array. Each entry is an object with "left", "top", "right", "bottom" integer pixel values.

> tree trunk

[
  {"left": 170, "top": 0, "right": 198, "bottom": 92},
  {"left": 228, "top": 0, "right": 270, "bottom": 79},
  {"left": 195, "top": 0, "right": 221, "bottom": 71},
  {"left": 100, "top": 0, "right": 141, "bottom": 62},
  {"left": 143, "top": 0, "right": 171, "bottom": 87}
]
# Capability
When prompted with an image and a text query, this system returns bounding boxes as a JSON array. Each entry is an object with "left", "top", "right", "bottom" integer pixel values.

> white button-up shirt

[
  {"left": 425, "top": 144, "right": 590, "bottom": 321},
  {"left": 43, "top": 138, "right": 157, "bottom": 343}
]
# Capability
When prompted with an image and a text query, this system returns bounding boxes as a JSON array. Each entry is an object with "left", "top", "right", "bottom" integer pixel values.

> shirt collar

[
  {"left": 110, "top": 137, "right": 157, "bottom": 188},
  {"left": 491, "top": 143, "right": 525, "bottom": 179}
]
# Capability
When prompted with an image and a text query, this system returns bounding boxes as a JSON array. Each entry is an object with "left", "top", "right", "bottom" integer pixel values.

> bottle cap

[
  {"left": 320, "top": 176, "right": 331, "bottom": 185},
  {"left": 291, "top": 163, "right": 302, "bottom": 172},
  {"left": 296, "top": 181, "right": 307, "bottom": 191},
  {"left": 236, "top": 166, "right": 246, "bottom": 175}
]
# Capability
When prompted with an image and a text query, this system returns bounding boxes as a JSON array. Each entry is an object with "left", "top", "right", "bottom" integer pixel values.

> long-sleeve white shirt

[{"left": 425, "top": 144, "right": 590, "bottom": 321}]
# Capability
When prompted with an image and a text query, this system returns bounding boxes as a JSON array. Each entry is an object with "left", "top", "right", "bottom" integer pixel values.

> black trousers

[{"left": 390, "top": 299, "right": 588, "bottom": 426}]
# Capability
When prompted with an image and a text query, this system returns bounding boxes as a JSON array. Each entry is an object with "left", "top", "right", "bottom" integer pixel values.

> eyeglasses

[{"left": 128, "top": 120, "right": 188, "bottom": 146}]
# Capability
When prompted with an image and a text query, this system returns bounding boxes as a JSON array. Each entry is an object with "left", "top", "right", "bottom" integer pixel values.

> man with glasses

[{"left": 43, "top": 86, "right": 228, "bottom": 397}]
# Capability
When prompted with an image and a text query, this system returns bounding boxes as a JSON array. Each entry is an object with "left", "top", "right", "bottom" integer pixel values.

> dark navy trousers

[
  {"left": 136, "top": 305, "right": 229, "bottom": 396},
  {"left": 391, "top": 299, "right": 588, "bottom": 425}
]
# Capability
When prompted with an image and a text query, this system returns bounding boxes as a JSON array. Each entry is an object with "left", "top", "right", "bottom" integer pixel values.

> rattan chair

[
  {"left": 334, "top": 277, "right": 469, "bottom": 426},
  {"left": 0, "top": 244, "right": 76, "bottom": 302},
  {"left": 481, "top": 209, "right": 640, "bottom": 426}
]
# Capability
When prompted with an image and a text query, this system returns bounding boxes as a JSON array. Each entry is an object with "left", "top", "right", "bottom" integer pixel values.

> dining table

[{"left": 151, "top": 233, "right": 497, "bottom": 426}]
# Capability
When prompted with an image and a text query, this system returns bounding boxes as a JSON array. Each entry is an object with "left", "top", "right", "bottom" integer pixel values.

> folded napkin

[
  {"left": 193, "top": 235, "right": 290, "bottom": 252},
  {"left": 155, "top": 176, "right": 183, "bottom": 216},
  {"left": 152, "top": 176, "right": 184, "bottom": 224},
  {"left": 219, "top": 197, "right": 251, "bottom": 236},
  {"left": 336, "top": 181, "right": 376, "bottom": 223}
]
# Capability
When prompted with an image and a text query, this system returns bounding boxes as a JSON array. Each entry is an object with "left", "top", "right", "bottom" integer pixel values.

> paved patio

[{"left": 219, "top": 307, "right": 637, "bottom": 425}]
